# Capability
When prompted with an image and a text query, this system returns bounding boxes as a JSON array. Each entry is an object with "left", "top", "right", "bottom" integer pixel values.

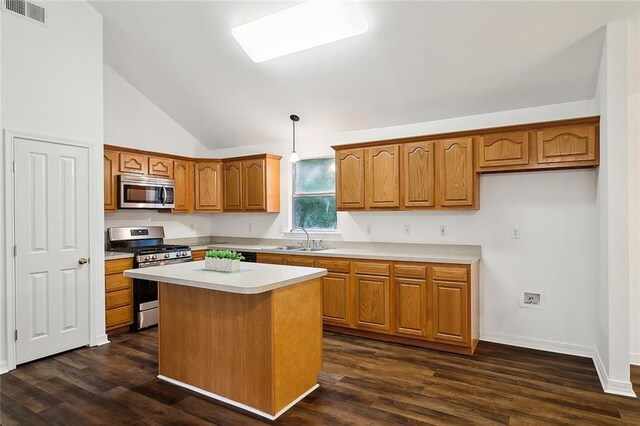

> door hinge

[
  {"left": 13, "top": 245, "right": 17, "bottom": 257},
  {"left": 14, "top": 330, "right": 18, "bottom": 341}
]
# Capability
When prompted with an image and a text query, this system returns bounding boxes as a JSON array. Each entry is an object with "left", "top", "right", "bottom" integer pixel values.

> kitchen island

[{"left": 124, "top": 261, "right": 327, "bottom": 420}]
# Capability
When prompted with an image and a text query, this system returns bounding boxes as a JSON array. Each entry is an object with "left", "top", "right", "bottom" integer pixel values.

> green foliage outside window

[{"left": 293, "top": 158, "right": 337, "bottom": 230}]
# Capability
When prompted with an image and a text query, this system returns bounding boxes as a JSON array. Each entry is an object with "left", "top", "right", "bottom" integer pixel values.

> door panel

[
  {"left": 173, "top": 160, "right": 193, "bottom": 212},
  {"left": 431, "top": 281, "right": 468, "bottom": 344},
  {"left": 322, "top": 273, "right": 350, "bottom": 326},
  {"left": 537, "top": 125, "right": 596, "bottom": 164},
  {"left": 366, "top": 145, "right": 400, "bottom": 208},
  {"left": 336, "top": 149, "right": 365, "bottom": 209},
  {"left": 103, "top": 150, "right": 118, "bottom": 212},
  {"left": 195, "top": 161, "right": 222, "bottom": 211},
  {"left": 223, "top": 161, "right": 242, "bottom": 211},
  {"left": 354, "top": 274, "right": 390, "bottom": 332},
  {"left": 436, "top": 137, "right": 475, "bottom": 208},
  {"left": 477, "top": 131, "right": 530, "bottom": 169},
  {"left": 395, "top": 278, "right": 425, "bottom": 338},
  {"left": 243, "top": 159, "right": 266, "bottom": 211},
  {"left": 402, "top": 141, "right": 435, "bottom": 208},
  {"left": 15, "top": 138, "right": 90, "bottom": 364}
]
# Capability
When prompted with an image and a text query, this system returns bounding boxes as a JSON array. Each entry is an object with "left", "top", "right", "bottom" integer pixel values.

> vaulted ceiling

[{"left": 90, "top": 1, "right": 637, "bottom": 149}]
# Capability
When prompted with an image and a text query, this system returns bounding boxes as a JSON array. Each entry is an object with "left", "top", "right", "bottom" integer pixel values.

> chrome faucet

[{"left": 290, "top": 226, "right": 310, "bottom": 249}]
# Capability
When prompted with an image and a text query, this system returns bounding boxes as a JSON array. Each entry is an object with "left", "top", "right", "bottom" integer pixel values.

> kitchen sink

[{"left": 273, "top": 246, "right": 327, "bottom": 252}]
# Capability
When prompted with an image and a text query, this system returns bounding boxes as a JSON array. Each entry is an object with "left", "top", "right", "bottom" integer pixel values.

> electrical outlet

[
  {"left": 366, "top": 225, "right": 372, "bottom": 234},
  {"left": 404, "top": 225, "right": 411, "bottom": 235},
  {"left": 279, "top": 224, "right": 284, "bottom": 233},
  {"left": 520, "top": 291, "right": 543, "bottom": 309},
  {"left": 512, "top": 227, "right": 520, "bottom": 239},
  {"left": 440, "top": 225, "right": 446, "bottom": 237}
]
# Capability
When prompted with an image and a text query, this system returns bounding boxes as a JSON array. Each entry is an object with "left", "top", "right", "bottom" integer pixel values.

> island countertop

[{"left": 123, "top": 260, "right": 327, "bottom": 294}]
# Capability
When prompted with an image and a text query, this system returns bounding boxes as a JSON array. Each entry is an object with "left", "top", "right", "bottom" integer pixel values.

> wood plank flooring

[{"left": 1, "top": 328, "right": 639, "bottom": 425}]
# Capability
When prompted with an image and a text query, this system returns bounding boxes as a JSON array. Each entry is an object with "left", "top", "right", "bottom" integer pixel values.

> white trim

[
  {"left": 593, "top": 347, "right": 637, "bottom": 398},
  {"left": 3, "top": 130, "right": 103, "bottom": 371},
  {"left": 480, "top": 330, "right": 594, "bottom": 358},
  {"left": 93, "top": 334, "right": 110, "bottom": 347},
  {"left": 158, "top": 374, "right": 319, "bottom": 420},
  {"left": 631, "top": 353, "right": 640, "bottom": 366},
  {"left": 0, "top": 361, "right": 8, "bottom": 375}
]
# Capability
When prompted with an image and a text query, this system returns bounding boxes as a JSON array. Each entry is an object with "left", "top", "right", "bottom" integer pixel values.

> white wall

[
  {"left": 1, "top": 1, "right": 105, "bottom": 372},
  {"left": 209, "top": 100, "right": 601, "bottom": 355},
  {"left": 104, "top": 64, "right": 210, "bottom": 157},
  {"left": 104, "top": 211, "right": 213, "bottom": 240}
]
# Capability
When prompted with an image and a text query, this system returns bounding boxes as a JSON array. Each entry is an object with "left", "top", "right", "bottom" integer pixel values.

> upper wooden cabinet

[
  {"left": 104, "top": 149, "right": 118, "bottom": 212},
  {"left": 476, "top": 131, "right": 530, "bottom": 169},
  {"left": 537, "top": 125, "right": 596, "bottom": 165},
  {"left": 173, "top": 160, "right": 194, "bottom": 212},
  {"left": 336, "top": 148, "right": 365, "bottom": 210},
  {"left": 119, "top": 152, "right": 148, "bottom": 174},
  {"left": 365, "top": 145, "right": 400, "bottom": 208},
  {"left": 401, "top": 141, "right": 435, "bottom": 208},
  {"left": 148, "top": 156, "right": 174, "bottom": 179},
  {"left": 195, "top": 161, "right": 222, "bottom": 212},
  {"left": 436, "top": 137, "right": 477, "bottom": 209},
  {"left": 223, "top": 155, "right": 281, "bottom": 213}
]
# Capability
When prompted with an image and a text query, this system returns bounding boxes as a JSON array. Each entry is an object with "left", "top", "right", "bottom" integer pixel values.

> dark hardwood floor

[{"left": 1, "top": 328, "right": 639, "bottom": 425}]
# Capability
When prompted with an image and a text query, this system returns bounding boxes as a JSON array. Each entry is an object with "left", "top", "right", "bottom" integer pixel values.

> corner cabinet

[
  {"left": 195, "top": 161, "right": 222, "bottom": 212},
  {"left": 104, "top": 149, "right": 118, "bottom": 212},
  {"left": 223, "top": 154, "right": 281, "bottom": 213}
]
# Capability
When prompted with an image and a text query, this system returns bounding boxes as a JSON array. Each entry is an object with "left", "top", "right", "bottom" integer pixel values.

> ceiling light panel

[{"left": 231, "top": 0, "right": 369, "bottom": 63}]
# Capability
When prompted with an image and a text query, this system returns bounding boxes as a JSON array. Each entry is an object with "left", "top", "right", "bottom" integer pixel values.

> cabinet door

[
  {"left": 257, "top": 253, "right": 283, "bottom": 264},
  {"left": 322, "top": 272, "right": 351, "bottom": 327},
  {"left": 191, "top": 250, "right": 206, "bottom": 261},
  {"left": 119, "top": 152, "right": 148, "bottom": 174},
  {"left": 195, "top": 162, "right": 222, "bottom": 211},
  {"left": 173, "top": 160, "right": 193, "bottom": 212},
  {"left": 401, "top": 141, "right": 435, "bottom": 208},
  {"left": 477, "top": 131, "right": 530, "bottom": 169},
  {"left": 354, "top": 274, "right": 390, "bottom": 333},
  {"left": 395, "top": 278, "right": 426, "bottom": 338},
  {"left": 148, "top": 156, "right": 174, "bottom": 178},
  {"left": 537, "top": 125, "right": 596, "bottom": 164},
  {"left": 223, "top": 161, "right": 243, "bottom": 211},
  {"left": 431, "top": 280, "right": 468, "bottom": 344},
  {"left": 336, "top": 148, "right": 365, "bottom": 209},
  {"left": 365, "top": 145, "right": 400, "bottom": 208},
  {"left": 104, "top": 150, "right": 118, "bottom": 212},
  {"left": 243, "top": 159, "right": 266, "bottom": 211},
  {"left": 436, "top": 137, "right": 475, "bottom": 208},
  {"left": 284, "top": 256, "right": 316, "bottom": 267}
]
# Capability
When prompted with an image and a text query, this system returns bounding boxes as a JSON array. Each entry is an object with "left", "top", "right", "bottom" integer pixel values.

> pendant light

[{"left": 289, "top": 114, "right": 300, "bottom": 163}]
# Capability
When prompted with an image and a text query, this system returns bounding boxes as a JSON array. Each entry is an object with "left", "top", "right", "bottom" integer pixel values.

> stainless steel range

[{"left": 107, "top": 226, "right": 192, "bottom": 330}]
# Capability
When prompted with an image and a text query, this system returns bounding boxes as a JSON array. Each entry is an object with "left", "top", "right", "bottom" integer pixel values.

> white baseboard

[
  {"left": 592, "top": 347, "right": 637, "bottom": 398},
  {"left": 92, "top": 334, "right": 110, "bottom": 347},
  {"left": 481, "top": 331, "right": 636, "bottom": 398},
  {"left": 0, "top": 361, "right": 8, "bottom": 375},
  {"left": 480, "top": 330, "right": 594, "bottom": 358}
]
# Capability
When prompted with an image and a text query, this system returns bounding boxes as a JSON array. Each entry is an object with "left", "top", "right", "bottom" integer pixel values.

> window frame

[{"left": 291, "top": 156, "right": 337, "bottom": 232}]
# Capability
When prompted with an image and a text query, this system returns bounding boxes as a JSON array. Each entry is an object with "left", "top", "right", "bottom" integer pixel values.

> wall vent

[{"left": 3, "top": 0, "right": 46, "bottom": 25}]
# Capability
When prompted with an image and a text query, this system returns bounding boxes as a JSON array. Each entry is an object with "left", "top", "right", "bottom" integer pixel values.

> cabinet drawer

[
  {"left": 316, "top": 258, "right": 350, "bottom": 273},
  {"left": 105, "top": 274, "right": 131, "bottom": 292},
  {"left": 432, "top": 266, "right": 468, "bottom": 282},
  {"left": 106, "top": 305, "right": 132, "bottom": 329},
  {"left": 257, "top": 253, "right": 284, "bottom": 265},
  {"left": 284, "top": 256, "right": 316, "bottom": 267},
  {"left": 191, "top": 250, "right": 206, "bottom": 261},
  {"left": 106, "top": 288, "right": 132, "bottom": 309},
  {"left": 354, "top": 261, "right": 390, "bottom": 276},
  {"left": 394, "top": 263, "right": 426, "bottom": 279},
  {"left": 105, "top": 258, "right": 133, "bottom": 275}
]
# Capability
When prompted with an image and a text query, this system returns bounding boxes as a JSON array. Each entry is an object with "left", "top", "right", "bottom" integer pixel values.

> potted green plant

[{"left": 204, "top": 250, "right": 245, "bottom": 272}]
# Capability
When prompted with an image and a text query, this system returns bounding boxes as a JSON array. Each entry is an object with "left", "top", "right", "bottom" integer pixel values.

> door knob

[{"left": 78, "top": 257, "right": 89, "bottom": 265}]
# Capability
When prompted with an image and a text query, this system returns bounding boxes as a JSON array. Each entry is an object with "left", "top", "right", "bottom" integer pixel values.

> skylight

[{"left": 231, "top": 0, "right": 369, "bottom": 63}]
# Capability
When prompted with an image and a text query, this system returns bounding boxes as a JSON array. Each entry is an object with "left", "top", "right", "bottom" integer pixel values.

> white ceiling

[{"left": 90, "top": 1, "right": 638, "bottom": 149}]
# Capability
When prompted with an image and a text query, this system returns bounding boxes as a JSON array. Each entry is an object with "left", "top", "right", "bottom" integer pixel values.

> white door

[{"left": 14, "top": 138, "right": 91, "bottom": 364}]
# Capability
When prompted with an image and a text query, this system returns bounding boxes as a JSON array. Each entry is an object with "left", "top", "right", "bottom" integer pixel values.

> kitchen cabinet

[
  {"left": 223, "top": 155, "right": 281, "bottom": 212},
  {"left": 336, "top": 148, "right": 365, "bottom": 209},
  {"left": 104, "top": 149, "right": 118, "bottom": 212},
  {"left": 430, "top": 279, "right": 469, "bottom": 345},
  {"left": 284, "top": 256, "right": 316, "bottom": 267},
  {"left": 394, "top": 263, "right": 427, "bottom": 338},
  {"left": 322, "top": 272, "right": 351, "bottom": 327},
  {"left": 119, "top": 152, "right": 148, "bottom": 174},
  {"left": 436, "top": 137, "right": 477, "bottom": 209},
  {"left": 476, "top": 131, "right": 530, "bottom": 170},
  {"left": 191, "top": 249, "right": 206, "bottom": 261},
  {"left": 148, "top": 156, "right": 174, "bottom": 179},
  {"left": 257, "top": 253, "right": 284, "bottom": 264},
  {"left": 401, "top": 141, "right": 435, "bottom": 208},
  {"left": 173, "top": 160, "right": 194, "bottom": 212},
  {"left": 354, "top": 273, "right": 391, "bottom": 333},
  {"left": 195, "top": 161, "right": 222, "bottom": 212},
  {"left": 365, "top": 144, "right": 400, "bottom": 208},
  {"left": 537, "top": 124, "right": 596, "bottom": 165},
  {"left": 105, "top": 258, "right": 133, "bottom": 332}
]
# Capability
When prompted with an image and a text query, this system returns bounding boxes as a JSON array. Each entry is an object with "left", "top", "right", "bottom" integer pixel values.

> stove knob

[
  {"left": 145, "top": 256, "right": 151, "bottom": 261},
  {"left": 183, "top": 252, "right": 188, "bottom": 256},
  {"left": 164, "top": 253, "right": 170, "bottom": 259},
  {"left": 175, "top": 252, "right": 181, "bottom": 257},
  {"left": 151, "top": 255, "right": 157, "bottom": 260}
]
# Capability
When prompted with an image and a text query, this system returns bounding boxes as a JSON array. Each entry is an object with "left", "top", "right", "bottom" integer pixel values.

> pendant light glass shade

[{"left": 289, "top": 114, "right": 300, "bottom": 163}]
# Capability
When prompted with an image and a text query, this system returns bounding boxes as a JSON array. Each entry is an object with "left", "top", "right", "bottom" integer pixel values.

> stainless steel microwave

[{"left": 118, "top": 174, "right": 175, "bottom": 209}]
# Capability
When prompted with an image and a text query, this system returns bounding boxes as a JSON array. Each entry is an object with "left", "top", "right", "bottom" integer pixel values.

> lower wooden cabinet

[
  {"left": 105, "top": 258, "right": 133, "bottom": 332},
  {"left": 191, "top": 249, "right": 206, "bottom": 261},
  {"left": 256, "top": 253, "right": 479, "bottom": 355}
]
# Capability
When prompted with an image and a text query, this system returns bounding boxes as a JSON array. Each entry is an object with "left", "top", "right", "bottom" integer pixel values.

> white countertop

[
  {"left": 205, "top": 244, "right": 480, "bottom": 264},
  {"left": 123, "top": 261, "right": 327, "bottom": 294},
  {"left": 105, "top": 251, "right": 134, "bottom": 260}
]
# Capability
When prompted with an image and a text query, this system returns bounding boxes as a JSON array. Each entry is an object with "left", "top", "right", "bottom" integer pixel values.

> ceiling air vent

[{"left": 3, "top": 0, "right": 46, "bottom": 25}]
